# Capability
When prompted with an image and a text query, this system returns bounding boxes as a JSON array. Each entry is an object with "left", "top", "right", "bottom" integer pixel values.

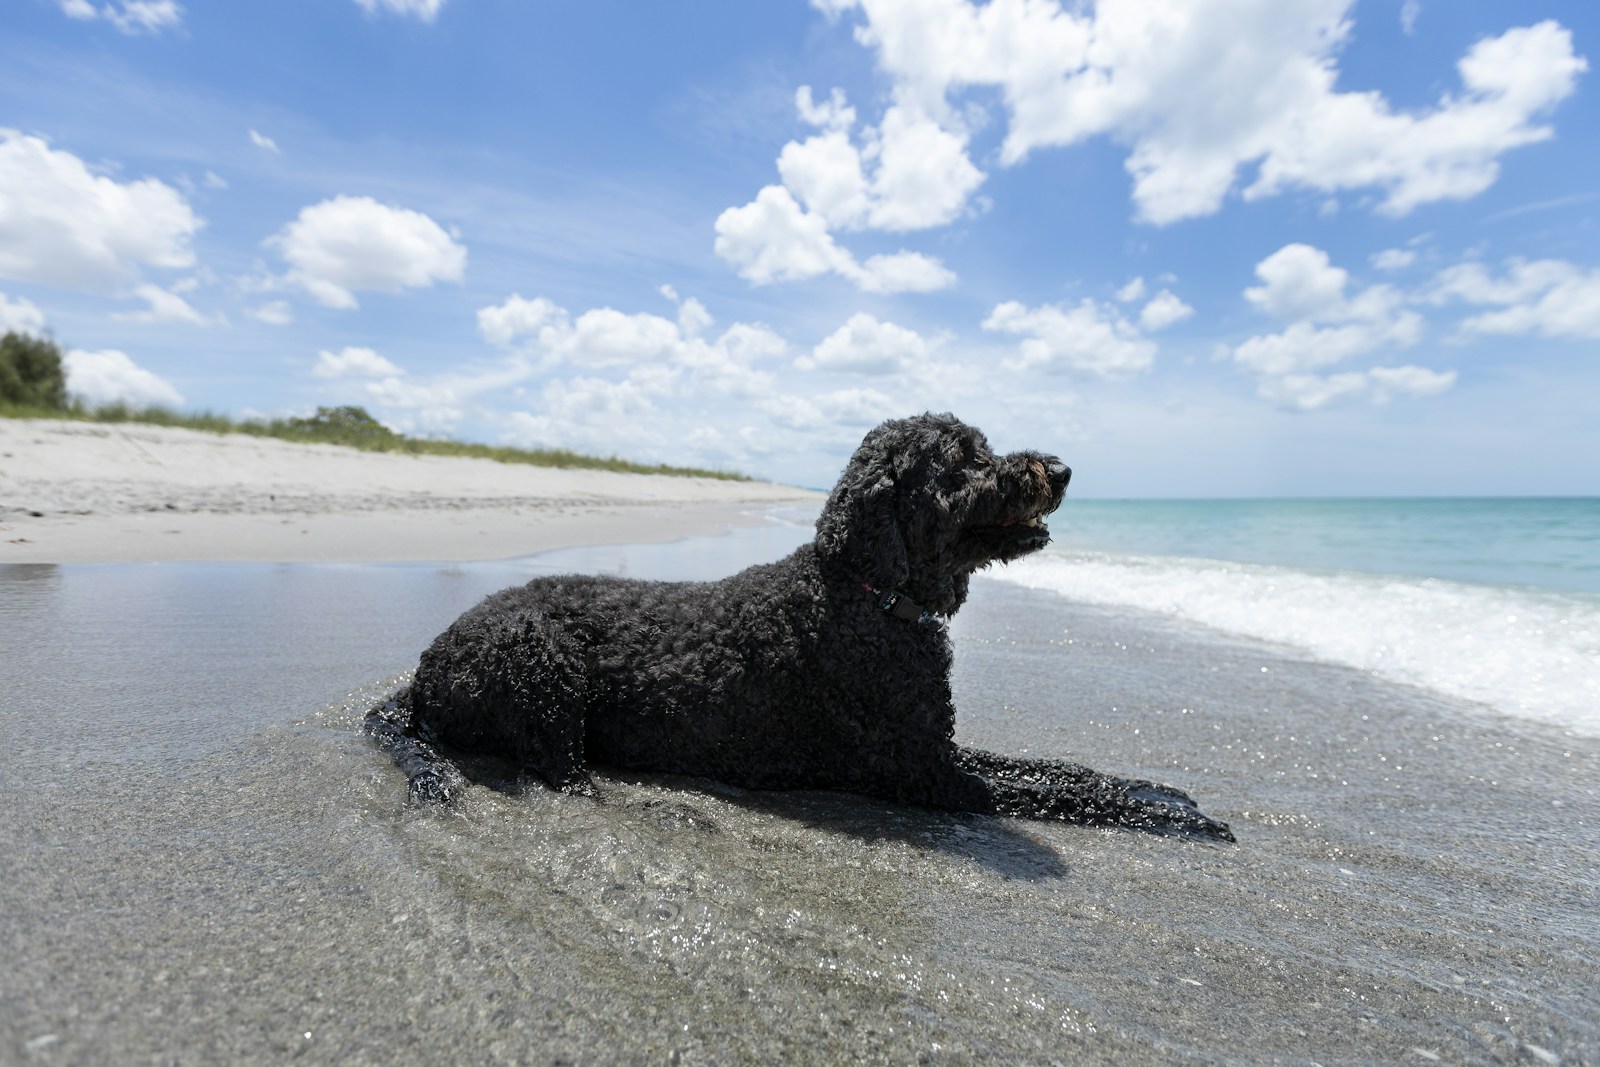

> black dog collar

[{"left": 861, "top": 582, "right": 941, "bottom": 625}]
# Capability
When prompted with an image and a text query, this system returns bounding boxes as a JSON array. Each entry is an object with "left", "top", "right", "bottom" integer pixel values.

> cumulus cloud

[
  {"left": 384, "top": 291, "right": 799, "bottom": 449},
  {"left": 0, "top": 130, "right": 200, "bottom": 292},
  {"left": 713, "top": 85, "right": 969, "bottom": 293},
  {"left": 800, "top": 313, "right": 932, "bottom": 375},
  {"left": 355, "top": 0, "right": 446, "bottom": 19},
  {"left": 0, "top": 291, "right": 47, "bottom": 335},
  {"left": 312, "top": 346, "right": 404, "bottom": 379},
  {"left": 59, "top": 0, "right": 183, "bottom": 34},
  {"left": 1138, "top": 290, "right": 1194, "bottom": 331},
  {"left": 777, "top": 86, "right": 984, "bottom": 233},
  {"left": 1430, "top": 258, "right": 1600, "bottom": 340},
  {"left": 476, "top": 291, "right": 789, "bottom": 387},
  {"left": 713, "top": 184, "right": 955, "bottom": 293},
  {"left": 268, "top": 195, "right": 466, "bottom": 309},
  {"left": 477, "top": 294, "right": 567, "bottom": 347},
  {"left": 1230, "top": 243, "right": 1454, "bottom": 408},
  {"left": 64, "top": 348, "right": 184, "bottom": 408},
  {"left": 983, "top": 299, "right": 1157, "bottom": 377},
  {"left": 1232, "top": 243, "right": 1422, "bottom": 377},
  {"left": 249, "top": 129, "right": 280, "bottom": 154},
  {"left": 815, "top": 1, "right": 1585, "bottom": 224}
]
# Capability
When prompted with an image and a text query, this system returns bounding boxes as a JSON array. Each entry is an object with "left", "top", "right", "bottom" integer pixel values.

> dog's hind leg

[
  {"left": 363, "top": 686, "right": 462, "bottom": 804},
  {"left": 953, "top": 747, "right": 1235, "bottom": 842},
  {"left": 410, "top": 610, "right": 596, "bottom": 796}
]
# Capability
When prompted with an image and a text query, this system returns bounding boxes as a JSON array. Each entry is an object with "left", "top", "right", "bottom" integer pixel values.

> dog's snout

[{"left": 1046, "top": 461, "right": 1071, "bottom": 489}]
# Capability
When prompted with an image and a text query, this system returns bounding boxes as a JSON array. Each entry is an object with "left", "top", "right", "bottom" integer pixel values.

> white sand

[{"left": 0, "top": 419, "right": 823, "bottom": 564}]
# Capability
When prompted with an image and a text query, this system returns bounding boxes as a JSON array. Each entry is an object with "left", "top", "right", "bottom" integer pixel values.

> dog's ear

[{"left": 816, "top": 461, "right": 908, "bottom": 589}]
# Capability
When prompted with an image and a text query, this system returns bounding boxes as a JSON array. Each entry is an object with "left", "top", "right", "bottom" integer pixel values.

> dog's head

[{"left": 815, "top": 412, "right": 1070, "bottom": 616}]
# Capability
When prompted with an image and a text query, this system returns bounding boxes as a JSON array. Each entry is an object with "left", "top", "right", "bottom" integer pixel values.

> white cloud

[
  {"left": 0, "top": 130, "right": 200, "bottom": 292},
  {"left": 1243, "top": 243, "right": 1354, "bottom": 321},
  {"left": 762, "top": 386, "right": 898, "bottom": 434},
  {"left": 855, "top": 251, "right": 956, "bottom": 294},
  {"left": 248, "top": 300, "right": 293, "bottom": 326},
  {"left": 816, "top": 2, "right": 1586, "bottom": 223},
  {"left": 715, "top": 84, "right": 975, "bottom": 293},
  {"left": 1115, "top": 277, "right": 1147, "bottom": 304},
  {"left": 714, "top": 185, "right": 852, "bottom": 286},
  {"left": 795, "top": 85, "right": 857, "bottom": 132},
  {"left": 1259, "top": 364, "right": 1457, "bottom": 411},
  {"left": 249, "top": 129, "right": 280, "bottom": 154},
  {"left": 405, "top": 292, "right": 815, "bottom": 463},
  {"left": 0, "top": 292, "right": 46, "bottom": 335},
  {"left": 59, "top": 0, "right": 183, "bottom": 34},
  {"left": 1230, "top": 243, "right": 1453, "bottom": 408},
  {"left": 312, "top": 346, "right": 404, "bottom": 379},
  {"left": 801, "top": 313, "right": 932, "bottom": 375},
  {"left": 355, "top": 0, "right": 446, "bottom": 20},
  {"left": 64, "top": 348, "right": 184, "bottom": 408},
  {"left": 1431, "top": 258, "right": 1600, "bottom": 340},
  {"left": 113, "top": 283, "right": 214, "bottom": 326},
  {"left": 1370, "top": 248, "right": 1416, "bottom": 271},
  {"left": 268, "top": 195, "right": 466, "bottom": 309},
  {"left": 1232, "top": 244, "right": 1422, "bottom": 376},
  {"left": 712, "top": 184, "right": 955, "bottom": 293},
  {"left": 557, "top": 308, "right": 681, "bottom": 368},
  {"left": 1139, "top": 290, "right": 1194, "bottom": 331},
  {"left": 861, "top": 103, "right": 985, "bottom": 232},
  {"left": 777, "top": 88, "right": 984, "bottom": 233},
  {"left": 983, "top": 299, "right": 1156, "bottom": 377},
  {"left": 477, "top": 294, "right": 567, "bottom": 347}
]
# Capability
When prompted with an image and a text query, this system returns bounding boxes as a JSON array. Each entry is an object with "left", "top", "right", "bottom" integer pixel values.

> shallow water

[{"left": 3, "top": 522, "right": 1598, "bottom": 1064}]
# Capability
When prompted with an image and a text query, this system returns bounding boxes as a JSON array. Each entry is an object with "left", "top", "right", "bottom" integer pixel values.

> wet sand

[
  {"left": 0, "top": 418, "right": 821, "bottom": 564},
  {"left": 3, "top": 532, "right": 1596, "bottom": 1065}
]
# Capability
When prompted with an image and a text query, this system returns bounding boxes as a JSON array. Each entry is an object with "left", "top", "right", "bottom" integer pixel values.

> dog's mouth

[{"left": 972, "top": 503, "right": 1055, "bottom": 546}]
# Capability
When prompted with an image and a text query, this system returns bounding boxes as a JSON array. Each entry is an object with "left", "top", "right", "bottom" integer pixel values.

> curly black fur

[{"left": 366, "top": 412, "right": 1233, "bottom": 842}]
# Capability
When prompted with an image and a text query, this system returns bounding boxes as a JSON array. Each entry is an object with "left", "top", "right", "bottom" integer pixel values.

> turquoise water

[
  {"left": 1053, "top": 498, "right": 1600, "bottom": 594},
  {"left": 992, "top": 497, "right": 1600, "bottom": 736}
]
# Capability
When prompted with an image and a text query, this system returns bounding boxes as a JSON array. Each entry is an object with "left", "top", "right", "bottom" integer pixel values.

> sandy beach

[{"left": 0, "top": 418, "right": 823, "bottom": 564}]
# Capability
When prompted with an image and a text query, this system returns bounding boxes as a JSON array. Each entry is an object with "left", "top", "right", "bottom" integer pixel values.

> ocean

[
  {"left": 1003, "top": 498, "right": 1600, "bottom": 738},
  {"left": 3, "top": 500, "right": 1597, "bottom": 1064}
]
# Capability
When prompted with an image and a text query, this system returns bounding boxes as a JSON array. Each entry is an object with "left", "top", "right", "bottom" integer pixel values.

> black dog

[{"left": 367, "top": 413, "right": 1233, "bottom": 841}]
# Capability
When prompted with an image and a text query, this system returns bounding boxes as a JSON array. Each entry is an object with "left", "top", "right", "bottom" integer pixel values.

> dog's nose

[{"left": 1047, "top": 461, "right": 1071, "bottom": 488}]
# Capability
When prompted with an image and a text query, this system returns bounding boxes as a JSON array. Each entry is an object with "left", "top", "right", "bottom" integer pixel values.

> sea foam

[{"left": 989, "top": 550, "right": 1600, "bottom": 737}]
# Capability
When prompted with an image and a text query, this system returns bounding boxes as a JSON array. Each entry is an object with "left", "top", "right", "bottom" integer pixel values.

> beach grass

[{"left": 0, "top": 401, "right": 750, "bottom": 481}]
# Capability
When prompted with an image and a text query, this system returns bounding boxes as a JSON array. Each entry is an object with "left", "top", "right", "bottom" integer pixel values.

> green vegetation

[
  {"left": 1, "top": 332, "right": 68, "bottom": 410},
  {"left": 0, "top": 331, "right": 746, "bottom": 481}
]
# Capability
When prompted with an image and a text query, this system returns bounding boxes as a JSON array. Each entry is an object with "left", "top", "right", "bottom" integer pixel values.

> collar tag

[{"left": 863, "top": 582, "right": 939, "bottom": 625}]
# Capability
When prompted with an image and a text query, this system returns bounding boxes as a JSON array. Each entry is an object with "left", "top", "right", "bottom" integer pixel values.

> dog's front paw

[
  {"left": 1121, "top": 788, "right": 1234, "bottom": 843},
  {"left": 1121, "top": 778, "right": 1198, "bottom": 810},
  {"left": 408, "top": 768, "right": 456, "bottom": 805}
]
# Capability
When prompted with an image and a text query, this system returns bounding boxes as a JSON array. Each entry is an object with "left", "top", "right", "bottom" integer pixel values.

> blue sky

[{"left": 1, "top": 0, "right": 1596, "bottom": 495}]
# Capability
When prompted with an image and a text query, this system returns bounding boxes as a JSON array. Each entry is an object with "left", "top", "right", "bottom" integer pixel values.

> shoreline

[{"left": 0, "top": 417, "right": 823, "bottom": 564}]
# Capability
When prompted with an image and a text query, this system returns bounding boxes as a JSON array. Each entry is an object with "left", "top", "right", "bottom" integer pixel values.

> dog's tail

[{"left": 363, "top": 686, "right": 461, "bottom": 804}]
